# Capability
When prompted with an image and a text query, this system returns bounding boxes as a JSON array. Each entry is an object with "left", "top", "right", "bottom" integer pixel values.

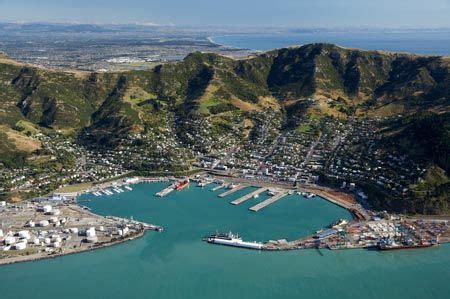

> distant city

[{"left": 1, "top": 23, "right": 449, "bottom": 71}]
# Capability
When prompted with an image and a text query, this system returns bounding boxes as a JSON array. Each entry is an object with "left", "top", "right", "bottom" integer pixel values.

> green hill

[{"left": 0, "top": 44, "right": 448, "bottom": 213}]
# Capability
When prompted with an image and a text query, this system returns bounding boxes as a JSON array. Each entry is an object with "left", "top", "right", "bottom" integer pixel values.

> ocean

[
  {"left": 212, "top": 31, "right": 450, "bottom": 56},
  {"left": 0, "top": 182, "right": 449, "bottom": 299}
]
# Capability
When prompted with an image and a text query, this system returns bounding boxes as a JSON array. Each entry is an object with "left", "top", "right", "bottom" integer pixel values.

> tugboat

[
  {"left": 204, "top": 232, "right": 263, "bottom": 250},
  {"left": 175, "top": 179, "right": 190, "bottom": 191}
]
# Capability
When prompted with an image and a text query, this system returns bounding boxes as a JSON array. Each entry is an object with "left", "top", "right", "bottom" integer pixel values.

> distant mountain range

[{"left": 0, "top": 43, "right": 448, "bottom": 213}]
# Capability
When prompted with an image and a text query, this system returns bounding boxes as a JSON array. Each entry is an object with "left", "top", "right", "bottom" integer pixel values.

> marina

[
  {"left": 231, "top": 187, "right": 268, "bottom": 205},
  {"left": 1, "top": 181, "right": 449, "bottom": 299},
  {"left": 211, "top": 184, "right": 226, "bottom": 191},
  {"left": 155, "top": 185, "right": 175, "bottom": 197},
  {"left": 249, "top": 191, "right": 288, "bottom": 212},
  {"left": 218, "top": 185, "right": 246, "bottom": 198}
]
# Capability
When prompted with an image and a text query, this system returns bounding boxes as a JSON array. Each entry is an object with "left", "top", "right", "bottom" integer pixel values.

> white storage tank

[
  {"left": 26, "top": 220, "right": 35, "bottom": 228},
  {"left": 50, "top": 241, "right": 61, "bottom": 248},
  {"left": 48, "top": 217, "right": 58, "bottom": 224},
  {"left": 43, "top": 205, "right": 52, "bottom": 213},
  {"left": 14, "top": 242, "right": 27, "bottom": 250},
  {"left": 5, "top": 236, "right": 16, "bottom": 245},
  {"left": 18, "top": 230, "right": 31, "bottom": 240},
  {"left": 122, "top": 227, "right": 129, "bottom": 235},
  {"left": 86, "top": 227, "right": 96, "bottom": 237},
  {"left": 38, "top": 220, "right": 50, "bottom": 227}
]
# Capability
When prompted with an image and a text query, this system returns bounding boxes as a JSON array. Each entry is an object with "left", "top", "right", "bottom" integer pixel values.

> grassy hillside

[{"left": 0, "top": 44, "right": 448, "bottom": 213}]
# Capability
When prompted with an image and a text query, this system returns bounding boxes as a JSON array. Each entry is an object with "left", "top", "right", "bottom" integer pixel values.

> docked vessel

[
  {"left": 228, "top": 183, "right": 240, "bottom": 189},
  {"left": 175, "top": 179, "right": 190, "bottom": 191},
  {"left": 378, "top": 243, "right": 435, "bottom": 251},
  {"left": 377, "top": 237, "right": 436, "bottom": 251},
  {"left": 306, "top": 192, "right": 316, "bottom": 198},
  {"left": 204, "top": 232, "right": 263, "bottom": 250}
]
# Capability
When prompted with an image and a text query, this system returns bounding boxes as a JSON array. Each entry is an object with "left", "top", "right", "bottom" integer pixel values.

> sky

[{"left": 0, "top": 0, "right": 449, "bottom": 28}]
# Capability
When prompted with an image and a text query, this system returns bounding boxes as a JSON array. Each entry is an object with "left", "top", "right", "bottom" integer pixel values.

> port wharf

[
  {"left": 42, "top": 175, "right": 448, "bottom": 254},
  {"left": 211, "top": 184, "right": 225, "bottom": 192},
  {"left": 208, "top": 174, "right": 369, "bottom": 220},
  {"left": 249, "top": 191, "right": 288, "bottom": 212},
  {"left": 218, "top": 185, "right": 246, "bottom": 198},
  {"left": 231, "top": 187, "right": 268, "bottom": 205}
]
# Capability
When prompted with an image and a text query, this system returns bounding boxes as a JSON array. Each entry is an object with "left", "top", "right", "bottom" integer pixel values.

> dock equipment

[
  {"left": 218, "top": 185, "right": 245, "bottom": 198},
  {"left": 249, "top": 192, "right": 287, "bottom": 212},
  {"left": 231, "top": 187, "right": 268, "bottom": 205}
]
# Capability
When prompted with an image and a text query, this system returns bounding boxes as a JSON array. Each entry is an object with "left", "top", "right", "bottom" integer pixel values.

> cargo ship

[
  {"left": 175, "top": 179, "right": 190, "bottom": 191},
  {"left": 204, "top": 232, "right": 263, "bottom": 250},
  {"left": 378, "top": 243, "right": 435, "bottom": 251},
  {"left": 377, "top": 237, "right": 436, "bottom": 251}
]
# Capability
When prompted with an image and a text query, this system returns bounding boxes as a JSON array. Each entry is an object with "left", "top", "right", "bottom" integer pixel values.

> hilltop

[{"left": 0, "top": 43, "right": 449, "bottom": 214}]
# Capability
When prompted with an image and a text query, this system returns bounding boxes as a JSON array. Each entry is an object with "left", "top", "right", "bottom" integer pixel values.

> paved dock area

[
  {"left": 231, "top": 187, "right": 268, "bottom": 205},
  {"left": 249, "top": 192, "right": 288, "bottom": 212},
  {"left": 212, "top": 184, "right": 225, "bottom": 191},
  {"left": 155, "top": 186, "right": 174, "bottom": 197},
  {"left": 218, "top": 185, "right": 246, "bottom": 198}
]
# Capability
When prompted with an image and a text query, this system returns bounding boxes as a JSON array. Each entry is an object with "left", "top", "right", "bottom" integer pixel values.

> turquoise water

[
  {"left": 0, "top": 182, "right": 449, "bottom": 299},
  {"left": 213, "top": 31, "right": 450, "bottom": 56}
]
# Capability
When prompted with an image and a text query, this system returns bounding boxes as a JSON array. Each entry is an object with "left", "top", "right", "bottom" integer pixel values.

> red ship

[{"left": 175, "top": 179, "right": 190, "bottom": 191}]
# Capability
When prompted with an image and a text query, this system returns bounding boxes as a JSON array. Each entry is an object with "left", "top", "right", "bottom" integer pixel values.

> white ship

[{"left": 204, "top": 232, "right": 263, "bottom": 250}]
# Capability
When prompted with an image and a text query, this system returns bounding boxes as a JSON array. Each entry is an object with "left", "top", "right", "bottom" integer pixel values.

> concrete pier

[
  {"left": 231, "top": 187, "right": 268, "bottom": 205},
  {"left": 198, "top": 181, "right": 212, "bottom": 187},
  {"left": 155, "top": 186, "right": 174, "bottom": 197},
  {"left": 218, "top": 185, "right": 245, "bottom": 198},
  {"left": 212, "top": 184, "right": 225, "bottom": 192},
  {"left": 249, "top": 192, "right": 288, "bottom": 212}
]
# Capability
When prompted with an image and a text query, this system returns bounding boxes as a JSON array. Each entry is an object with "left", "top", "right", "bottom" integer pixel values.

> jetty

[
  {"left": 198, "top": 181, "right": 213, "bottom": 187},
  {"left": 212, "top": 184, "right": 225, "bottom": 192},
  {"left": 155, "top": 185, "right": 174, "bottom": 197},
  {"left": 231, "top": 187, "right": 268, "bottom": 205},
  {"left": 249, "top": 191, "right": 288, "bottom": 212},
  {"left": 218, "top": 185, "right": 245, "bottom": 198}
]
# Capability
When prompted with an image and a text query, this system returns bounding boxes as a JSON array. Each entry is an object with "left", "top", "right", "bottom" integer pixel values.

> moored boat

[
  {"left": 204, "top": 232, "right": 263, "bottom": 250},
  {"left": 175, "top": 179, "right": 190, "bottom": 191}
]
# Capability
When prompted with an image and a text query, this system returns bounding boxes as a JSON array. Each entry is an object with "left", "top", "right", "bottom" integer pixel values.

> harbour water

[
  {"left": 0, "top": 182, "right": 449, "bottom": 299},
  {"left": 212, "top": 31, "right": 450, "bottom": 56}
]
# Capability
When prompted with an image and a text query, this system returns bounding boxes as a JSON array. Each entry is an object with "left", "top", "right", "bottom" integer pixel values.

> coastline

[{"left": 3, "top": 174, "right": 446, "bottom": 265}]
